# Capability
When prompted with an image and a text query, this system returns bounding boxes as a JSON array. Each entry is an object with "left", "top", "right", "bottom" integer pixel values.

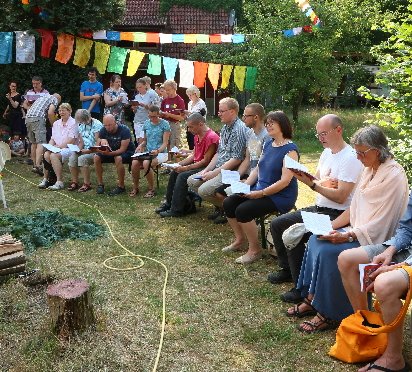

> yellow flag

[
  {"left": 93, "top": 42, "right": 110, "bottom": 74},
  {"left": 221, "top": 65, "right": 233, "bottom": 89},
  {"left": 127, "top": 50, "right": 145, "bottom": 76},
  {"left": 234, "top": 66, "right": 247, "bottom": 91},
  {"left": 73, "top": 38, "right": 93, "bottom": 68},
  {"left": 207, "top": 63, "right": 221, "bottom": 90},
  {"left": 184, "top": 34, "right": 197, "bottom": 44}
]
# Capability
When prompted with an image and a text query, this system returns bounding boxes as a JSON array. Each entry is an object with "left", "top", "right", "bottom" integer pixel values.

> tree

[{"left": 360, "top": 1, "right": 412, "bottom": 180}]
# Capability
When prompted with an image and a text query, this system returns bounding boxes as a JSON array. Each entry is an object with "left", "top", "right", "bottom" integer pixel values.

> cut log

[
  {"left": 0, "top": 242, "right": 23, "bottom": 256},
  {"left": 0, "top": 251, "right": 25, "bottom": 270},
  {"left": 0, "top": 264, "right": 25, "bottom": 276},
  {"left": 46, "top": 279, "right": 95, "bottom": 338}
]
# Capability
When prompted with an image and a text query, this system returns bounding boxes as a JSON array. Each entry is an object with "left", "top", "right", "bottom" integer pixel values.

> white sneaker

[
  {"left": 38, "top": 179, "right": 49, "bottom": 189},
  {"left": 47, "top": 182, "right": 64, "bottom": 191}
]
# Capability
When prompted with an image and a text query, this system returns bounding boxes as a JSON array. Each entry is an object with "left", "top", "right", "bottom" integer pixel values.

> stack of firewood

[{"left": 0, "top": 234, "right": 25, "bottom": 276}]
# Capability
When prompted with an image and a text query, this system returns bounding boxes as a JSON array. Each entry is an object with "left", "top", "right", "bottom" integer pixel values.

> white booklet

[
  {"left": 42, "top": 144, "right": 61, "bottom": 153},
  {"left": 131, "top": 152, "right": 151, "bottom": 158},
  {"left": 67, "top": 144, "right": 81, "bottom": 152},
  {"left": 231, "top": 181, "right": 250, "bottom": 195},
  {"left": 221, "top": 169, "right": 241, "bottom": 185},
  {"left": 301, "top": 211, "right": 333, "bottom": 235},
  {"left": 170, "top": 146, "right": 180, "bottom": 153},
  {"left": 284, "top": 155, "right": 318, "bottom": 180},
  {"left": 162, "top": 163, "right": 180, "bottom": 169}
]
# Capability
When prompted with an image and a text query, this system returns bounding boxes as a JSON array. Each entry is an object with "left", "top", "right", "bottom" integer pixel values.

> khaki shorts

[
  {"left": 26, "top": 117, "right": 47, "bottom": 144},
  {"left": 168, "top": 122, "right": 181, "bottom": 148}
]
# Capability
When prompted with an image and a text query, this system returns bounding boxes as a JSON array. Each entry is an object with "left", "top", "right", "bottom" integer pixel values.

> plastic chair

[{"left": 0, "top": 142, "right": 11, "bottom": 208}]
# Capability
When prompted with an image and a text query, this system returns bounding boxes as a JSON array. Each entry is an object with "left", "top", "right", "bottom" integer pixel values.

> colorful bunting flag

[
  {"left": 193, "top": 61, "right": 208, "bottom": 88},
  {"left": 210, "top": 34, "right": 222, "bottom": 44},
  {"left": 134, "top": 32, "right": 147, "bottom": 43},
  {"left": 163, "top": 56, "right": 179, "bottom": 80},
  {"left": 196, "top": 34, "right": 209, "bottom": 44},
  {"left": 146, "top": 33, "right": 160, "bottom": 43},
  {"left": 120, "top": 32, "right": 134, "bottom": 41},
  {"left": 283, "top": 30, "right": 294, "bottom": 37},
  {"left": 234, "top": 66, "right": 247, "bottom": 91},
  {"left": 107, "top": 46, "right": 128, "bottom": 74},
  {"left": 159, "top": 33, "right": 173, "bottom": 44},
  {"left": 172, "top": 34, "right": 184, "bottom": 43},
  {"left": 93, "top": 42, "right": 110, "bottom": 74},
  {"left": 207, "top": 63, "right": 221, "bottom": 91},
  {"left": 93, "top": 30, "right": 106, "bottom": 40},
  {"left": 55, "top": 33, "right": 74, "bottom": 64},
  {"left": 0, "top": 32, "right": 13, "bottom": 64},
  {"left": 15, "top": 31, "right": 35, "bottom": 63},
  {"left": 73, "top": 37, "right": 93, "bottom": 68},
  {"left": 37, "top": 29, "right": 54, "bottom": 58},
  {"left": 221, "top": 65, "right": 234, "bottom": 89},
  {"left": 106, "top": 31, "right": 120, "bottom": 41},
  {"left": 232, "top": 34, "right": 245, "bottom": 44},
  {"left": 147, "top": 54, "right": 162, "bottom": 75},
  {"left": 179, "top": 59, "right": 194, "bottom": 88},
  {"left": 221, "top": 34, "right": 232, "bottom": 43},
  {"left": 184, "top": 34, "right": 197, "bottom": 44},
  {"left": 127, "top": 50, "right": 145, "bottom": 76},
  {"left": 245, "top": 67, "right": 258, "bottom": 91}
]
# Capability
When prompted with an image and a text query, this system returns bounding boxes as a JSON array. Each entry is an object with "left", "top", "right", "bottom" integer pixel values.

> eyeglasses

[
  {"left": 264, "top": 119, "right": 278, "bottom": 127},
  {"left": 315, "top": 127, "right": 338, "bottom": 139},
  {"left": 218, "top": 109, "right": 231, "bottom": 114},
  {"left": 242, "top": 114, "right": 255, "bottom": 118},
  {"left": 355, "top": 148, "right": 375, "bottom": 157}
]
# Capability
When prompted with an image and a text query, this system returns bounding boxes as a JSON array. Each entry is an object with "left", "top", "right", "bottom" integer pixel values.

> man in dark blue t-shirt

[{"left": 93, "top": 114, "right": 135, "bottom": 196}]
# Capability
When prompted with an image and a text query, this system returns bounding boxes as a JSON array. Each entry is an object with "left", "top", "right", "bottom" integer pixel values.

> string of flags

[
  {"left": 0, "top": 31, "right": 258, "bottom": 92},
  {"left": 283, "top": 0, "right": 322, "bottom": 37}
]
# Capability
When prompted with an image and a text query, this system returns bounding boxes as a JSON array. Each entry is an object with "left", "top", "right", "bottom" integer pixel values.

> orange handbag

[{"left": 329, "top": 266, "right": 412, "bottom": 363}]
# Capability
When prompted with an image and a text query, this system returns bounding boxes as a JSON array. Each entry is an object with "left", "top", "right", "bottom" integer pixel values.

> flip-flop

[
  {"left": 67, "top": 182, "right": 79, "bottom": 191},
  {"left": 366, "top": 362, "right": 411, "bottom": 372},
  {"left": 286, "top": 298, "right": 317, "bottom": 318},
  {"left": 129, "top": 189, "right": 139, "bottom": 197},
  {"left": 297, "top": 313, "right": 339, "bottom": 334},
  {"left": 78, "top": 184, "right": 92, "bottom": 192},
  {"left": 144, "top": 190, "right": 155, "bottom": 198}
]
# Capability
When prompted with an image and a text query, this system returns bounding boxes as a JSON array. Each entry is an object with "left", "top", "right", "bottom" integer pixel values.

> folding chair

[{"left": 0, "top": 142, "right": 11, "bottom": 208}]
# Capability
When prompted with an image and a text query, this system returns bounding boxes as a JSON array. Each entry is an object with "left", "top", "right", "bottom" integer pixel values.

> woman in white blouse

[{"left": 185, "top": 85, "right": 207, "bottom": 150}]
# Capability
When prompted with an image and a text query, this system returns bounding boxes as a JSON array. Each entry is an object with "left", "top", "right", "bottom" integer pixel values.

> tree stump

[{"left": 46, "top": 279, "right": 95, "bottom": 338}]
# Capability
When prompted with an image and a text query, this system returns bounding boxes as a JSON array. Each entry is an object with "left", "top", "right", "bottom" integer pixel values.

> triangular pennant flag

[
  {"left": 234, "top": 66, "right": 247, "bottom": 91},
  {"left": 245, "top": 67, "right": 258, "bottom": 91},
  {"left": 107, "top": 46, "right": 128, "bottom": 74},
  {"left": 147, "top": 54, "right": 162, "bottom": 75},
  {"left": 283, "top": 29, "right": 294, "bottom": 37},
  {"left": 127, "top": 50, "right": 145, "bottom": 76},
  {"left": 0, "top": 32, "right": 14, "bottom": 64},
  {"left": 207, "top": 63, "right": 221, "bottom": 90},
  {"left": 179, "top": 59, "right": 194, "bottom": 88},
  {"left": 15, "top": 31, "right": 35, "bottom": 63},
  {"left": 194, "top": 61, "right": 208, "bottom": 88},
  {"left": 221, "top": 65, "right": 234, "bottom": 89},
  {"left": 73, "top": 37, "right": 93, "bottom": 68},
  {"left": 293, "top": 27, "right": 303, "bottom": 36},
  {"left": 93, "top": 42, "right": 110, "bottom": 74},
  {"left": 37, "top": 29, "right": 54, "bottom": 58},
  {"left": 55, "top": 33, "right": 74, "bottom": 64},
  {"left": 163, "top": 56, "right": 179, "bottom": 80}
]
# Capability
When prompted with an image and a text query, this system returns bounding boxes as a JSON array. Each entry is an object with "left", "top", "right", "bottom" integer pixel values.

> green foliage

[
  {"left": 0, "top": 210, "right": 106, "bottom": 254},
  {"left": 359, "top": 2, "right": 412, "bottom": 181},
  {"left": 0, "top": 0, "right": 125, "bottom": 33}
]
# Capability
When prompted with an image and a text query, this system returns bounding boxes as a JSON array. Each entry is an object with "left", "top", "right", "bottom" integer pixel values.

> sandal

[
  {"left": 297, "top": 313, "right": 339, "bottom": 334},
  {"left": 78, "top": 183, "right": 92, "bottom": 192},
  {"left": 129, "top": 188, "right": 139, "bottom": 197},
  {"left": 366, "top": 362, "right": 410, "bottom": 372},
  {"left": 67, "top": 182, "right": 79, "bottom": 191},
  {"left": 286, "top": 298, "right": 317, "bottom": 318},
  {"left": 144, "top": 189, "right": 156, "bottom": 198}
]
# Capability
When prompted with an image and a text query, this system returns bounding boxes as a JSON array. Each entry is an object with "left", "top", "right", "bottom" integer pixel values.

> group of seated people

[{"left": 19, "top": 91, "right": 412, "bottom": 371}]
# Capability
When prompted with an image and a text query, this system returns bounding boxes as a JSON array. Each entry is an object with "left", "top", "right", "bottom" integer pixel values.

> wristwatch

[
  {"left": 310, "top": 183, "right": 316, "bottom": 190},
  {"left": 347, "top": 234, "right": 354, "bottom": 243}
]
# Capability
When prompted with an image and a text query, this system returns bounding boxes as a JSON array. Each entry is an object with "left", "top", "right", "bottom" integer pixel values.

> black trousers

[
  {"left": 223, "top": 194, "right": 277, "bottom": 223},
  {"left": 270, "top": 205, "right": 342, "bottom": 284}
]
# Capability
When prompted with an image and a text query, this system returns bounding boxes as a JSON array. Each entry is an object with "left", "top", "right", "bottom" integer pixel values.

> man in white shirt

[{"left": 268, "top": 114, "right": 364, "bottom": 304}]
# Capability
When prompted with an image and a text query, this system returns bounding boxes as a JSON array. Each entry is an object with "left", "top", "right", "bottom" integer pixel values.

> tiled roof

[{"left": 120, "top": 0, "right": 167, "bottom": 27}]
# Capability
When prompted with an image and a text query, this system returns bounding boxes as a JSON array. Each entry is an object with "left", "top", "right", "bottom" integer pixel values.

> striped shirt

[
  {"left": 215, "top": 118, "right": 249, "bottom": 168},
  {"left": 26, "top": 94, "right": 58, "bottom": 119}
]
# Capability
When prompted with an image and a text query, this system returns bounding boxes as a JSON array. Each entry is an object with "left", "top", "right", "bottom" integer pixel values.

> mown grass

[{"left": 0, "top": 108, "right": 410, "bottom": 372}]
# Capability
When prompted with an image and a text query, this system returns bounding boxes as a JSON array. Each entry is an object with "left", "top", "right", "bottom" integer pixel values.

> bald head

[
  {"left": 315, "top": 114, "right": 344, "bottom": 150},
  {"left": 103, "top": 114, "right": 117, "bottom": 133},
  {"left": 317, "top": 114, "right": 343, "bottom": 129}
]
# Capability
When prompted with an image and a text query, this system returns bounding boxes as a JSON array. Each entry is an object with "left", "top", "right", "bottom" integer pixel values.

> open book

[
  {"left": 221, "top": 169, "right": 240, "bottom": 185},
  {"left": 284, "top": 155, "right": 318, "bottom": 180},
  {"left": 161, "top": 163, "right": 180, "bottom": 169},
  {"left": 89, "top": 145, "right": 111, "bottom": 152},
  {"left": 301, "top": 211, "right": 333, "bottom": 236},
  {"left": 131, "top": 151, "right": 150, "bottom": 158},
  {"left": 359, "top": 263, "right": 395, "bottom": 292},
  {"left": 42, "top": 144, "right": 61, "bottom": 153}
]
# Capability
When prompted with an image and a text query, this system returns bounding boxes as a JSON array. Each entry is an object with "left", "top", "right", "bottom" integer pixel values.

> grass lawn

[{"left": 0, "top": 108, "right": 410, "bottom": 371}]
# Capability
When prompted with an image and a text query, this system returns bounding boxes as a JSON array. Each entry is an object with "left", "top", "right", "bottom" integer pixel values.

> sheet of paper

[
  {"left": 170, "top": 146, "right": 179, "bottom": 153},
  {"left": 162, "top": 163, "right": 180, "bottom": 169},
  {"left": 231, "top": 181, "right": 250, "bottom": 194},
  {"left": 284, "top": 155, "right": 318, "bottom": 180},
  {"left": 131, "top": 152, "right": 150, "bottom": 158},
  {"left": 42, "top": 144, "right": 61, "bottom": 153},
  {"left": 67, "top": 144, "right": 80, "bottom": 152},
  {"left": 221, "top": 169, "right": 241, "bottom": 185},
  {"left": 301, "top": 211, "right": 333, "bottom": 235}
]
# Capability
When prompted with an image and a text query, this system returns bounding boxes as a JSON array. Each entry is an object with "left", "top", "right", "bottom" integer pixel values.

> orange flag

[
  {"left": 207, "top": 63, "right": 221, "bottom": 90},
  {"left": 194, "top": 62, "right": 208, "bottom": 88},
  {"left": 120, "top": 32, "right": 134, "bottom": 41},
  {"left": 55, "top": 33, "right": 74, "bottom": 64}
]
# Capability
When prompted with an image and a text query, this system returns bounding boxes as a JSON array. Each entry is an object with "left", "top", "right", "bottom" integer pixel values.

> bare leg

[
  {"left": 43, "top": 151, "right": 50, "bottom": 179},
  {"left": 214, "top": 193, "right": 225, "bottom": 209},
  {"left": 226, "top": 217, "right": 246, "bottom": 247},
  {"left": 131, "top": 160, "right": 141, "bottom": 191},
  {"left": 50, "top": 153, "right": 63, "bottom": 182},
  {"left": 69, "top": 166, "right": 79, "bottom": 184},
  {"left": 94, "top": 155, "right": 104, "bottom": 185},
  {"left": 114, "top": 156, "right": 125, "bottom": 188},
  {"left": 81, "top": 166, "right": 91, "bottom": 185},
  {"left": 239, "top": 220, "right": 262, "bottom": 256},
  {"left": 31, "top": 143, "right": 37, "bottom": 165},
  {"left": 287, "top": 294, "right": 314, "bottom": 316},
  {"left": 358, "top": 270, "right": 408, "bottom": 372},
  {"left": 338, "top": 247, "right": 370, "bottom": 312},
  {"left": 35, "top": 144, "right": 43, "bottom": 167}
]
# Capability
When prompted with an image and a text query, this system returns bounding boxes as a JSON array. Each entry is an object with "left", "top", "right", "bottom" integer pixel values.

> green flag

[
  {"left": 107, "top": 46, "right": 128, "bottom": 74},
  {"left": 245, "top": 67, "right": 258, "bottom": 91},
  {"left": 147, "top": 54, "right": 162, "bottom": 75}
]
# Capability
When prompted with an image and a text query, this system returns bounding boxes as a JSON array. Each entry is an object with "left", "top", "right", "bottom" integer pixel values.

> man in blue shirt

[{"left": 80, "top": 67, "right": 103, "bottom": 120}]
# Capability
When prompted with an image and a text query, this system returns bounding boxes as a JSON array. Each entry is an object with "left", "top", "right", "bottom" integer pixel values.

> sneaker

[
  {"left": 213, "top": 213, "right": 228, "bottom": 224},
  {"left": 47, "top": 182, "right": 64, "bottom": 191},
  {"left": 24, "top": 159, "right": 34, "bottom": 165},
  {"left": 280, "top": 287, "right": 304, "bottom": 304},
  {"left": 207, "top": 207, "right": 221, "bottom": 220},
  {"left": 108, "top": 186, "right": 126, "bottom": 196},
  {"left": 155, "top": 203, "right": 170, "bottom": 214},
  {"left": 96, "top": 184, "right": 105, "bottom": 194},
  {"left": 267, "top": 269, "right": 293, "bottom": 284},
  {"left": 159, "top": 209, "right": 184, "bottom": 218},
  {"left": 38, "top": 179, "right": 50, "bottom": 189}
]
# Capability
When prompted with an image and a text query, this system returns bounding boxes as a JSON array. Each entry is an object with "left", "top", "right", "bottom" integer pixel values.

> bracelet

[
  {"left": 261, "top": 189, "right": 266, "bottom": 197},
  {"left": 310, "top": 183, "right": 316, "bottom": 190}
]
